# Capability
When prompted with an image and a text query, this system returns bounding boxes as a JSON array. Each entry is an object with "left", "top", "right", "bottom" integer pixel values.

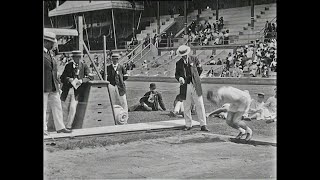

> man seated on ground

[
  {"left": 243, "top": 92, "right": 266, "bottom": 121},
  {"left": 129, "top": 83, "right": 166, "bottom": 111},
  {"left": 264, "top": 87, "right": 277, "bottom": 123}
]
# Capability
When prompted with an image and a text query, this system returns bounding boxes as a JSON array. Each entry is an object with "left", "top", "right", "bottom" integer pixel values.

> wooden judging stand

[{"left": 72, "top": 80, "right": 115, "bottom": 129}]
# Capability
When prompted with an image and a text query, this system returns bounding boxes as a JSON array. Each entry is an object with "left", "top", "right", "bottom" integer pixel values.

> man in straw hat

[
  {"left": 44, "top": 31, "right": 71, "bottom": 134},
  {"left": 107, "top": 53, "right": 129, "bottom": 113},
  {"left": 207, "top": 87, "right": 253, "bottom": 141},
  {"left": 175, "top": 45, "right": 209, "bottom": 131},
  {"left": 60, "top": 50, "right": 94, "bottom": 130}
]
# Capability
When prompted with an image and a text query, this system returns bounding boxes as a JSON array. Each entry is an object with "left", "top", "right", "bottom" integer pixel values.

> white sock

[{"left": 238, "top": 127, "right": 246, "bottom": 134}]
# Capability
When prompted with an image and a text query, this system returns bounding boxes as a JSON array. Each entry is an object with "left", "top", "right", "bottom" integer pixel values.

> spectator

[
  {"left": 169, "top": 94, "right": 184, "bottom": 117},
  {"left": 270, "top": 58, "right": 277, "bottom": 72},
  {"left": 129, "top": 83, "right": 166, "bottom": 111},
  {"left": 224, "top": 29, "right": 229, "bottom": 45},
  {"left": 217, "top": 58, "right": 222, "bottom": 65},
  {"left": 44, "top": 31, "right": 71, "bottom": 134},
  {"left": 106, "top": 54, "right": 129, "bottom": 113},
  {"left": 60, "top": 51, "right": 94, "bottom": 130},
  {"left": 243, "top": 92, "right": 266, "bottom": 121},
  {"left": 142, "top": 60, "right": 148, "bottom": 69},
  {"left": 218, "top": 17, "right": 224, "bottom": 31},
  {"left": 249, "top": 59, "right": 258, "bottom": 77},
  {"left": 265, "top": 87, "right": 277, "bottom": 123}
]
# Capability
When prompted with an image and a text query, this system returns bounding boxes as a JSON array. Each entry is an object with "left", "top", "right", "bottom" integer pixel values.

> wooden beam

[{"left": 82, "top": 40, "right": 103, "bottom": 80}]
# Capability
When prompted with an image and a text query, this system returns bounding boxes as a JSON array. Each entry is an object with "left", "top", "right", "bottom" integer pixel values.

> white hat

[
  {"left": 44, "top": 31, "right": 57, "bottom": 43},
  {"left": 176, "top": 45, "right": 191, "bottom": 56},
  {"left": 111, "top": 53, "right": 121, "bottom": 59}
]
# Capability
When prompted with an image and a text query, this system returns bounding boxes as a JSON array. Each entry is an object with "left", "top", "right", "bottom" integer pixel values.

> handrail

[
  {"left": 127, "top": 42, "right": 153, "bottom": 64},
  {"left": 118, "top": 42, "right": 142, "bottom": 64},
  {"left": 202, "top": 49, "right": 227, "bottom": 65},
  {"left": 132, "top": 50, "right": 170, "bottom": 72},
  {"left": 258, "top": 16, "right": 277, "bottom": 34}
]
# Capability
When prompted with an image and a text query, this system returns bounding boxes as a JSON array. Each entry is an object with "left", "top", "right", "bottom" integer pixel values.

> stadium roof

[
  {"left": 48, "top": 1, "right": 144, "bottom": 17},
  {"left": 44, "top": 28, "right": 78, "bottom": 36}
]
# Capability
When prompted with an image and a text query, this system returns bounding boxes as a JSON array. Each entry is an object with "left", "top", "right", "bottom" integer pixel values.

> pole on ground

[
  {"left": 216, "top": 0, "right": 219, "bottom": 28},
  {"left": 77, "top": 16, "right": 84, "bottom": 55},
  {"left": 103, "top": 36, "right": 116, "bottom": 125},
  {"left": 157, "top": 1, "right": 160, "bottom": 35},
  {"left": 103, "top": 35, "right": 107, "bottom": 81},
  {"left": 82, "top": 40, "right": 103, "bottom": 80},
  {"left": 111, "top": 8, "right": 117, "bottom": 49},
  {"left": 251, "top": 0, "right": 255, "bottom": 30},
  {"left": 184, "top": 0, "right": 187, "bottom": 35}
]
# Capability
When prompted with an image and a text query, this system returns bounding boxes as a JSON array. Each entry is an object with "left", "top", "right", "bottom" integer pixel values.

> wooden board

[{"left": 44, "top": 119, "right": 200, "bottom": 140}]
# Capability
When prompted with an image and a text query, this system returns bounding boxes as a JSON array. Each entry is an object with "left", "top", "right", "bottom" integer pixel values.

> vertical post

[
  {"left": 56, "top": 0, "right": 59, "bottom": 8},
  {"left": 184, "top": 0, "right": 187, "bottom": 35},
  {"left": 78, "top": 16, "right": 84, "bottom": 55},
  {"left": 132, "top": 1, "right": 136, "bottom": 40},
  {"left": 111, "top": 8, "right": 117, "bottom": 49},
  {"left": 103, "top": 35, "right": 107, "bottom": 81},
  {"left": 157, "top": 1, "right": 160, "bottom": 35},
  {"left": 216, "top": 0, "right": 219, "bottom": 27},
  {"left": 251, "top": 0, "right": 254, "bottom": 30}
]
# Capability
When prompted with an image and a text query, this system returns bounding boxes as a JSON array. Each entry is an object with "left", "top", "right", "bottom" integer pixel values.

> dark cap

[
  {"left": 257, "top": 92, "right": 265, "bottom": 96},
  {"left": 149, "top": 83, "right": 156, "bottom": 89}
]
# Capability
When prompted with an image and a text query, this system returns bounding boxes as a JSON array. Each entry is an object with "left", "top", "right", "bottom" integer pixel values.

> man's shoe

[
  {"left": 200, "top": 125, "right": 210, "bottom": 131},
  {"left": 170, "top": 111, "right": 178, "bottom": 117},
  {"left": 66, "top": 128, "right": 72, "bottom": 131},
  {"left": 183, "top": 126, "right": 192, "bottom": 131},
  {"left": 245, "top": 132, "right": 253, "bottom": 141},
  {"left": 57, "top": 128, "right": 72, "bottom": 133}
]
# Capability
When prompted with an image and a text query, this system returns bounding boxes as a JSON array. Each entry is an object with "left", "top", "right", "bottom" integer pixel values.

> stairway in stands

[{"left": 197, "top": 3, "right": 276, "bottom": 44}]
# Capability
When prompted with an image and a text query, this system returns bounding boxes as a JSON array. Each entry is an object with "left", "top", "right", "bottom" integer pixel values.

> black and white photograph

[{"left": 43, "top": 0, "right": 277, "bottom": 179}]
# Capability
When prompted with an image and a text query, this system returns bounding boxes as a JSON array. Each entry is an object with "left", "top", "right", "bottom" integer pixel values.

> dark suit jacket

[
  {"left": 60, "top": 61, "right": 93, "bottom": 102},
  {"left": 107, "top": 64, "right": 128, "bottom": 96},
  {"left": 140, "top": 90, "right": 166, "bottom": 111},
  {"left": 175, "top": 55, "right": 203, "bottom": 100},
  {"left": 44, "top": 51, "right": 60, "bottom": 93}
]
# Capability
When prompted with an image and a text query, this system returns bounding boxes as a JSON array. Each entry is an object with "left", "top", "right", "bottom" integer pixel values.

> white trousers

[
  {"left": 108, "top": 84, "right": 128, "bottom": 113},
  {"left": 62, "top": 88, "right": 78, "bottom": 129},
  {"left": 174, "top": 101, "right": 184, "bottom": 113},
  {"left": 183, "top": 83, "right": 207, "bottom": 127},
  {"left": 44, "top": 91, "right": 65, "bottom": 131}
]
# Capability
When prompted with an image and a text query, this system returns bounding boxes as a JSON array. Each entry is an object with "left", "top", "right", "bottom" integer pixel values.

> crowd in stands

[
  {"left": 264, "top": 20, "right": 277, "bottom": 42},
  {"left": 180, "top": 17, "right": 229, "bottom": 46},
  {"left": 205, "top": 38, "right": 277, "bottom": 78}
]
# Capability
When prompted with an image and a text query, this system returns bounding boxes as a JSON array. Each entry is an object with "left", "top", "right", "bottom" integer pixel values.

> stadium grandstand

[{"left": 44, "top": 0, "right": 276, "bottom": 79}]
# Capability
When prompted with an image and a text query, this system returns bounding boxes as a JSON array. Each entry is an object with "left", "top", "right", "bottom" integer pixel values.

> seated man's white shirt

[
  {"left": 248, "top": 99, "right": 265, "bottom": 120},
  {"left": 264, "top": 96, "right": 277, "bottom": 119}
]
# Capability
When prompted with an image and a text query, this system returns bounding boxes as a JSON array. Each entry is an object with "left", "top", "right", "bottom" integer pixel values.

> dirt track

[{"left": 44, "top": 133, "right": 276, "bottom": 179}]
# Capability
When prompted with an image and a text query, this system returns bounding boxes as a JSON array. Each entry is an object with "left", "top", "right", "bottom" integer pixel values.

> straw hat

[
  {"left": 176, "top": 45, "right": 191, "bottom": 56},
  {"left": 111, "top": 53, "right": 121, "bottom": 59},
  {"left": 44, "top": 31, "right": 57, "bottom": 43},
  {"left": 71, "top": 50, "right": 82, "bottom": 57}
]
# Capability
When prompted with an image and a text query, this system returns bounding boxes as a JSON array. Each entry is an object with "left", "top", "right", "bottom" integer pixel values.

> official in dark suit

[
  {"left": 107, "top": 54, "right": 129, "bottom": 113},
  {"left": 175, "top": 45, "right": 209, "bottom": 131},
  {"left": 60, "top": 50, "right": 93, "bottom": 129},
  {"left": 44, "top": 31, "right": 71, "bottom": 134}
]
